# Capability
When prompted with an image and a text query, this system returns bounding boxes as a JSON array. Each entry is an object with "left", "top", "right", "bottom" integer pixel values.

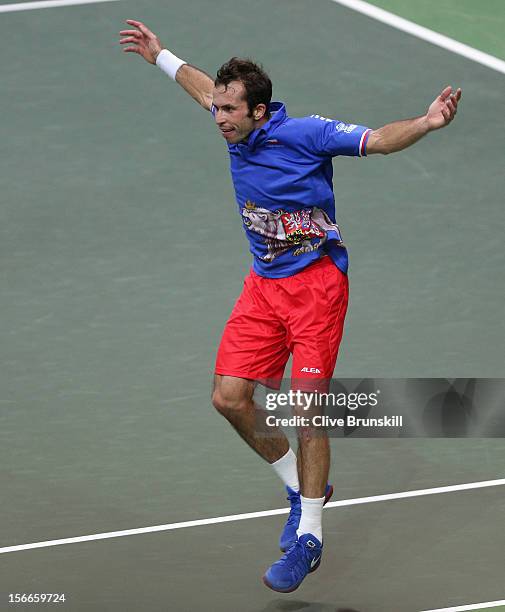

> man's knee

[
  {"left": 212, "top": 376, "right": 254, "bottom": 416},
  {"left": 211, "top": 388, "right": 235, "bottom": 414},
  {"left": 212, "top": 388, "right": 247, "bottom": 415}
]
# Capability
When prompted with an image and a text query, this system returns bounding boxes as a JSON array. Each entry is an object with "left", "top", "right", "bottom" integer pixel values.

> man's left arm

[{"left": 366, "top": 86, "right": 462, "bottom": 155}]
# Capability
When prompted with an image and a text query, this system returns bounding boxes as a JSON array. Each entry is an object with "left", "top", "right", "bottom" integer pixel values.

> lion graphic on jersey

[{"left": 241, "top": 200, "right": 343, "bottom": 263}]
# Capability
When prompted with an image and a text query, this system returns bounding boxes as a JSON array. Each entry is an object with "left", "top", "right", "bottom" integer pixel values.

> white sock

[
  {"left": 296, "top": 495, "right": 324, "bottom": 542},
  {"left": 271, "top": 448, "right": 299, "bottom": 492}
]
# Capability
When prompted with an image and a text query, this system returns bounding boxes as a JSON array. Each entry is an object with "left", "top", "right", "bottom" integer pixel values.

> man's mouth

[{"left": 220, "top": 128, "right": 235, "bottom": 136}]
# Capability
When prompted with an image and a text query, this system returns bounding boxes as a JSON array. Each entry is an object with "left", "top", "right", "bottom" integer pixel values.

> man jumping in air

[{"left": 119, "top": 19, "right": 461, "bottom": 593}]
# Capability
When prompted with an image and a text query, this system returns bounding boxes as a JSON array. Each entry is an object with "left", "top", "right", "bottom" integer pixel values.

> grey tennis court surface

[{"left": 1, "top": 0, "right": 504, "bottom": 610}]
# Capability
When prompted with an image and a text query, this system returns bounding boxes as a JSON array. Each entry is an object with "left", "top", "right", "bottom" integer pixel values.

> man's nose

[{"left": 214, "top": 108, "right": 226, "bottom": 124}]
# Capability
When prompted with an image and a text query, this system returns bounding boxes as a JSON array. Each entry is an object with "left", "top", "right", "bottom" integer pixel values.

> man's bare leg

[
  {"left": 212, "top": 374, "right": 289, "bottom": 463},
  {"left": 294, "top": 416, "right": 330, "bottom": 543},
  {"left": 213, "top": 374, "right": 302, "bottom": 553},
  {"left": 297, "top": 429, "right": 329, "bottom": 499}
]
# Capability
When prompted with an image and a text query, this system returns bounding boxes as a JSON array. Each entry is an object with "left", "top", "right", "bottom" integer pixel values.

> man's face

[{"left": 212, "top": 81, "right": 256, "bottom": 144}]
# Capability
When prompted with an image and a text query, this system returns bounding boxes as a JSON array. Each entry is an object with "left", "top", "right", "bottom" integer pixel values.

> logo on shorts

[{"left": 301, "top": 367, "right": 321, "bottom": 374}]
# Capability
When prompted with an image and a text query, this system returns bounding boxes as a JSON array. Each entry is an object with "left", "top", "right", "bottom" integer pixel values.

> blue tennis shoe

[
  {"left": 279, "top": 484, "right": 333, "bottom": 551},
  {"left": 263, "top": 533, "right": 323, "bottom": 593}
]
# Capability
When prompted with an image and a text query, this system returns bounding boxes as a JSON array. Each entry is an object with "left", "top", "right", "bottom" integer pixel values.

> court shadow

[{"left": 260, "top": 600, "right": 361, "bottom": 612}]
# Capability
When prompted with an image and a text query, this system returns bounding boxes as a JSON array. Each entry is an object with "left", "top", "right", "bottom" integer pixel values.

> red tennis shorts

[{"left": 215, "top": 256, "right": 349, "bottom": 389}]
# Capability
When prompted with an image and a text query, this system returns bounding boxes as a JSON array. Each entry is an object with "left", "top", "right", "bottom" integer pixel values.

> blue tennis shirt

[{"left": 216, "top": 101, "right": 371, "bottom": 278}]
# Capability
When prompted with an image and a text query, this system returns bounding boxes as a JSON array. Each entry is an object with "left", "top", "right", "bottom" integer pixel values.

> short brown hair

[{"left": 215, "top": 57, "right": 272, "bottom": 117}]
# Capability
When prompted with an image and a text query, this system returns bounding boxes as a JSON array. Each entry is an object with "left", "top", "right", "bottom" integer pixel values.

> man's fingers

[
  {"left": 119, "top": 29, "right": 142, "bottom": 37},
  {"left": 119, "top": 37, "right": 140, "bottom": 45},
  {"left": 439, "top": 85, "right": 452, "bottom": 100},
  {"left": 132, "top": 21, "right": 152, "bottom": 37},
  {"left": 446, "top": 99, "right": 456, "bottom": 114},
  {"left": 123, "top": 47, "right": 140, "bottom": 54},
  {"left": 439, "top": 85, "right": 462, "bottom": 103},
  {"left": 124, "top": 19, "right": 157, "bottom": 43}
]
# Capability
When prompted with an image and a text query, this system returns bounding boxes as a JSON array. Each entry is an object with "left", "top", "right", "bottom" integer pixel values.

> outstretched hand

[
  {"left": 426, "top": 86, "right": 462, "bottom": 130},
  {"left": 119, "top": 19, "right": 163, "bottom": 64}
]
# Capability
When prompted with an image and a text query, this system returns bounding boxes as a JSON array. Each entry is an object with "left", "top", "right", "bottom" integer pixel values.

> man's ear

[{"left": 253, "top": 104, "right": 267, "bottom": 120}]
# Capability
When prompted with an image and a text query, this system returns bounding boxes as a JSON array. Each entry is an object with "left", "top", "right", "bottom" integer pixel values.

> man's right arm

[
  {"left": 174, "top": 64, "right": 214, "bottom": 111},
  {"left": 119, "top": 19, "right": 214, "bottom": 111}
]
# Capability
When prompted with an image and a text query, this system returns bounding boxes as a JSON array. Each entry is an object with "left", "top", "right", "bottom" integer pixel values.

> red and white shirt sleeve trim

[{"left": 359, "top": 129, "right": 372, "bottom": 157}]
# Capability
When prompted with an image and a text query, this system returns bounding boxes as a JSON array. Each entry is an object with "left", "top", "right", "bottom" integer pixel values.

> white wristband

[{"left": 156, "top": 49, "right": 187, "bottom": 80}]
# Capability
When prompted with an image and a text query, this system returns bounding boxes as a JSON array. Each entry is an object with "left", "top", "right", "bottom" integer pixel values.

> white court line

[
  {"left": 421, "top": 599, "right": 505, "bottom": 611},
  {"left": 0, "top": 0, "right": 118, "bottom": 14},
  {"left": 1, "top": 478, "right": 504, "bottom": 555},
  {"left": 329, "top": 0, "right": 505, "bottom": 75},
  {"left": 324, "top": 478, "right": 505, "bottom": 508}
]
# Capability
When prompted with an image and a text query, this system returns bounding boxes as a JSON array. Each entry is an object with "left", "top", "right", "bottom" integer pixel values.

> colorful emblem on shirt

[{"left": 241, "top": 200, "right": 343, "bottom": 263}]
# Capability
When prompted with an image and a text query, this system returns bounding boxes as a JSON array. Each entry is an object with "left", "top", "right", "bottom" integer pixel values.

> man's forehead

[{"left": 213, "top": 81, "right": 247, "bottom": 105}]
